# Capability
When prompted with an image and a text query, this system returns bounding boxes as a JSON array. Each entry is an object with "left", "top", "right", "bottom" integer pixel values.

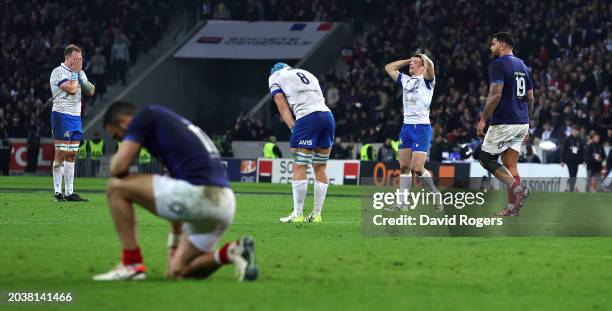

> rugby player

[
  {"left": 384, "top": 54, "right": 444, "bottom": 212},
  {"left": 477, "top": 32, "right": 532, "bottom": 216},
  {"left": 93, "top": 102, "right": 257, "bottom": 281},
  {"left": 269, "top": 63, "right": 335, "bottom": 223},
  {"left": 49, "top": 44, "right": 95, "bottom": 201}
]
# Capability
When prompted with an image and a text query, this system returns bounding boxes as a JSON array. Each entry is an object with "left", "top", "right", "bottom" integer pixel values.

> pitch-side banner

[
  {"left": 469, "top": 163, "right": 589, "bottom": 192},
  {"left": 9, "top": 138, "right": 54, "bottom": 173},
  {"left": 174, "top": 21, "right": 333, "bottom": 59},
  {"left": 257, "top": 158, "right": 359, "bottom": 185}
]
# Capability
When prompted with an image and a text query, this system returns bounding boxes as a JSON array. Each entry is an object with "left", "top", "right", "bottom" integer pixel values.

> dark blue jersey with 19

[{"left": 488, "top": 54, "right": 532, "bottom": 125}]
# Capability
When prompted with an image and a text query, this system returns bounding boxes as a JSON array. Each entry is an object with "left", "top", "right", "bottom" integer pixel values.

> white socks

[
  {"left": 313, "top": 180, "right": 328, "bottom": 216},
  {"left": 52, "top": 161, "right": 64, "bottom": 194},
  {"left": 399, "top": 174, "right": 412, "bottom": 206},
  {"left": 291, "top": 180, "right": 308, "bottom": 216},
  {"left": 418, "top": 170, "right": 439, "bottom": 193},
  {"left": 63, "top": 161, "right": 75, "bottom": 196}
]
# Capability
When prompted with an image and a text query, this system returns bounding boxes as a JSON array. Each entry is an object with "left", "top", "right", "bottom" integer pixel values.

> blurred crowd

[
  {"left": 0, "top": 0, "right": 175, "bottom": 139},
  {"left": 224, "top": 0, "right": 611, "bottom": 164}
]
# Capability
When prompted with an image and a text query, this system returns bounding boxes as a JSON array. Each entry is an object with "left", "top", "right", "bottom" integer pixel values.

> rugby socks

[
  {"left": 508, "top": 176, "right": 521, "bottom": 208},
  {"left": 399, "top": 174, "right": 412, "bottom": 206},
  {"left": 214, "top": 241, "right": 238, "bottom": 265},
  {"left": 52, "top": 161, "right": 64, "bottom": 194},
  {"left": 418, "top": 170, "right": 439, "bottom": 193},
  {"left": 122, "top": 248, "right": 143, "bottom": 266},
  {"left": 313, "top": 180, "right": 328, "bottom": 215},
  {"left": 507, "top": 176, "right": 520, "bottom": 208},
  {"left": 63, "top": 161, "right": 75, "bottom": 195},
  {"left": 292, "top": 180, "right": 308, "bottom": 216}
]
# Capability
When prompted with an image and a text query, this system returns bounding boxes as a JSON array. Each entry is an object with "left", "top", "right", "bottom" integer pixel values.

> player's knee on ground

[
  {"left": 169, "top": 260, "right": 187, "bottom": 279},
  {"left": 479, "top": 150, "right": 502, "bottom": 174}
]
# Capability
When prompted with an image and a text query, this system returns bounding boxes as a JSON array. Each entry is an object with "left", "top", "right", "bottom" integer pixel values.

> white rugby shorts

[
  {"left": 153, "top": 175, "right": 235, "bottom": 251},
  {"left": 481, "top": 124, "right": 529, "bottom": 155}
]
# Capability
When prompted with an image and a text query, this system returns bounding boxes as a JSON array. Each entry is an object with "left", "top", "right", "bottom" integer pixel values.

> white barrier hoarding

[
  {"left": 174, "top": 21, "right": 333, "bottom": 59},
  {"left": 257, "top": 158, "right": 359, "bottom": 185},
  {"left": 470, "top": 163, "right": 589, "bottom": 192}
]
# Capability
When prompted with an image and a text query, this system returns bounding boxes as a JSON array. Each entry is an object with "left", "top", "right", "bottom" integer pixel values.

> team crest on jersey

[
  {"left": 298, "top": 140, "right": 313, "bottom": 146},
  {"left": 405, "top": 79, "right": 420, "bottom": 94}
]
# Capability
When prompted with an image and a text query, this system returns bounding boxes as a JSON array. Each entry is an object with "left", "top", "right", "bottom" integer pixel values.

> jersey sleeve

[
  {"left": 268, "top": 73, "right": 283, "bottom": 96},
  {"left": 396, "top": 71, "right": 405, "bottom": 87},
  {"left": 124, "top": 108, "right": 154, "bottom": 144},
  {"left": 488, "top": 61, "right": 504, "bottom": 84},
  {"left": 424, "top": 76, "right": 435, "bottom": 90},
  {"left": 50, "top": 68, "right": 70, "bottom": 87}
]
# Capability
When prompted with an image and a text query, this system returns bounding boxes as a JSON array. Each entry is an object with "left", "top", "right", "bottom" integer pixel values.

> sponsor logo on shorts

[
  {"left": 298, "top": 140, "right": 313, "bottom": 146},
  {"left": 64, "top": 131, "right": 70, "bottom": 138},
  {"left": 169, "top": 201, "right": 188, "bottom": 216}
]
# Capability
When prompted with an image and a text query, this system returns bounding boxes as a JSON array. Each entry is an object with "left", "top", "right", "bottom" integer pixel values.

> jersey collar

[{"left": 60, "top": 63, "right": 71, "bottom": 72}]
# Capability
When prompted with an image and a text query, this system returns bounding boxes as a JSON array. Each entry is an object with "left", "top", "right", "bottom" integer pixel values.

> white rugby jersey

[
  {"left": 397, "top": 73, "right": 435, "bottom": 124},
  {"left": 268, "top": 68, "right": 330, "bottom": 120},
  {"left": 49, "top": 63, "right": 87, "bottom": 116}
]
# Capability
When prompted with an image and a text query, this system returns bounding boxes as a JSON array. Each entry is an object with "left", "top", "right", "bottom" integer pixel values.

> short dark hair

[
  {"left": 491, "top": 32, "right": 514, "bottom": 48},
  {"left": 103, "top": 101, "right": 138, "bottom": 127},
  {"left": 64, "top": 44, "right": 81, "bottom": 57}
]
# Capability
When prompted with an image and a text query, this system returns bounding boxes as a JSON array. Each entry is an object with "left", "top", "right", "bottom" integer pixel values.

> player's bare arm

[
  {"left": 273, "top": 93, "right": 295, "bottom": 129},
  {"left": 83, "top": 80, "right": 95, "bottom": 97},
  {"left": 109, "top": 140, "right": 141, "bottom": 178},
  {"left": 527, "top": 89, "right": 534, "bottom": 119},
  {"left": 384, "top": 59, "right": 411, "bottom": 81},
  {"left": 477, "top": 82, "right": 504, "bottom": 137},
  {"left": 418, "top": 54, "right": 435, "bottom": 80}
]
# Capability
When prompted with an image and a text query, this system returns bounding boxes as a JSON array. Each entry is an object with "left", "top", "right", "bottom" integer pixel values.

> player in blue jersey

[
  {"left": 93, "top": 102, "right": 257, "bottom": 281},
  {"left": 477, "top": 32, "right": 533, "bottom": 217}
]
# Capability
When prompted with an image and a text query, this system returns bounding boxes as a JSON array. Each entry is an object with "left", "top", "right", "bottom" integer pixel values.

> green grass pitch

[{"left": 1, "top": 176, "right": 611, "bottom": 310}]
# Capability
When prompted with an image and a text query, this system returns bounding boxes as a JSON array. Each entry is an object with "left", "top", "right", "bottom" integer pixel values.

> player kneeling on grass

[
  {"left": 93, "top": 101, "right": 257, "bottom": 281},
  {"left": 269, "top": 63, "right": 335, "bottom": 223}
]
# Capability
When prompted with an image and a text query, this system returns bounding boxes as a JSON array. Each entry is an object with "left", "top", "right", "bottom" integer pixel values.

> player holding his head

[
  {"left": 384, "top": 54, "right": 443, "bottom": 212},
  {"left": 94, "top": 102, "right": 257, "bottom": 281},
  {"left": 477, "top": 32, "right": 533, "bottom": 216},
  {"left": 49, "top": 44, "right": 95, "bottom": 201},
  {"left": 269, "top": 63, "right": 335, "bottom": 223}
]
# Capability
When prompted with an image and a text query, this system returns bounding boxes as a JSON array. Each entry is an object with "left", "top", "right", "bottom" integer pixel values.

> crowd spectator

[
  {"left": 377, "top": 138, "right": 395, "bottom": 162},
  {"left": 586, "top": 133, "right": 606, "bottom": 191}
]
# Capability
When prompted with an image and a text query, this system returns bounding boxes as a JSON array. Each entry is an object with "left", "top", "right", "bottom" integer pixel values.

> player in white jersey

[
  {"left": 268, "top": 63, "right": 335, "bottom": 223},
  {"left": 49, "top": 44, "right": 95, "bottom": 202},
  {"left": 384, "top": 54, "right": 443, "bottom": 212}
]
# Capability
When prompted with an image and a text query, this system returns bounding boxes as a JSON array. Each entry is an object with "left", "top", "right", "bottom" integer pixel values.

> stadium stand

[{"left": 1, "top": 0, "right": 610, "bottom": 163}]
